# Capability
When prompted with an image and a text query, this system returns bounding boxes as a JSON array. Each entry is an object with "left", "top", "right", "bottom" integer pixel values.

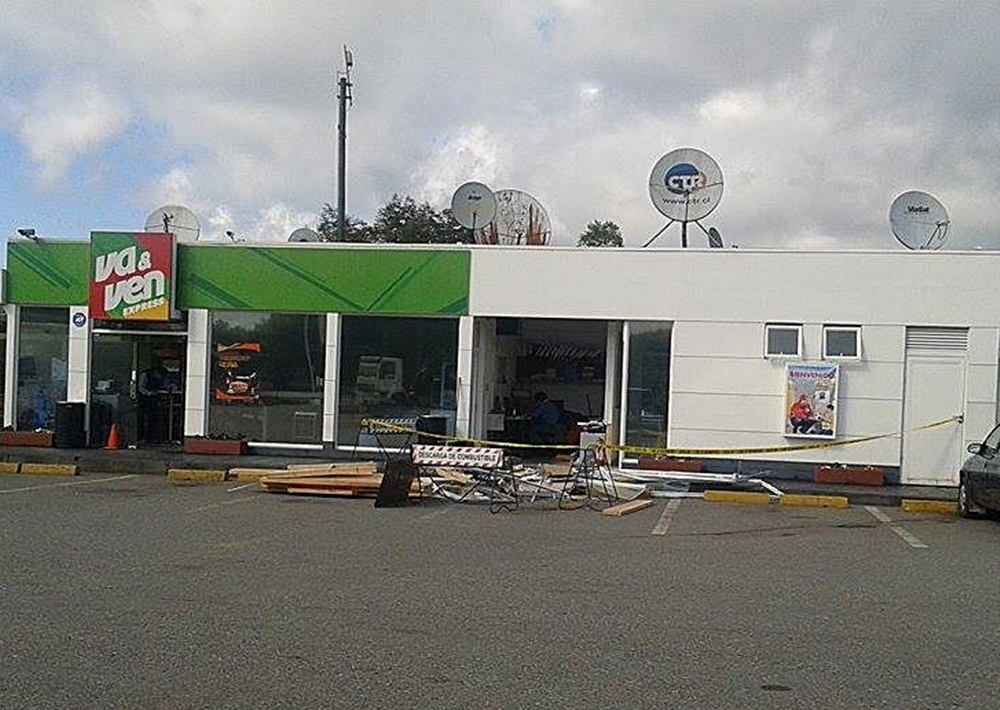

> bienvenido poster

[{"left": 784, "top": 362, "right": 839, "bottom": 439}]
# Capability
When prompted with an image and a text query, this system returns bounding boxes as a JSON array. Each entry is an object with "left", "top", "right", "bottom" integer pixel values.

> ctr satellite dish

[
  {"left": 289, "top": 227, "right": 322, "bottom": 243},
  {"left": 475, "top": 189, "right": 551, "bottom": 246},
  {"left": 144, "top": 205, "right": 201, "bottom": 243},
  {"left": 451, "top": 182, "right": 497, "bottom": 230},
  {"left": 646, "top": 148, "right": 724, "bottom": 247},
  {"left": 889, "top": 191, "right": 950, "bottom": 250}
]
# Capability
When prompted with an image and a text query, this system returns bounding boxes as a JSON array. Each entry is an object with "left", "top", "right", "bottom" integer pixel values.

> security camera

[{"left": 17, "top": 228, "right": 36, "bottom": 239}]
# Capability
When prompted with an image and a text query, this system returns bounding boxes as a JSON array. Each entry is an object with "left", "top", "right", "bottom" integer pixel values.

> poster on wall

[
  {"left": 784, "top": 362, "right": 839, "bottom": 439},
  {"left": 89, "top": 232, "right": 177, "bottom": 321},
  {"left": 215, "top": 342, "right": 262, "bottom": 404}
]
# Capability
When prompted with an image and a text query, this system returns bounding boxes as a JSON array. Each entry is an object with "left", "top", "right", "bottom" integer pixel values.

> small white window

[
  {"left": 824, "top": 326, "right": 861, "bottom": 359},
  {"left": 765, "top": 324, "right": 802, "bottom": 357}
]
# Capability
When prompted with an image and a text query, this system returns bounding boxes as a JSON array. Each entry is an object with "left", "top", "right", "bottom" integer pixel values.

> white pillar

[
  {"left": 184, "top": 309, "right": 211, "bottom": 437},
  {"left": 66, "top": 306, "right": 91, "bottom": 404},
  {"left": 323, "top": 313, "right": 341, "bottom": 445},
  {"left": 456, "top": 316, "right": 474, "bottom": 438},
  {"left": 3, "top": 304, "right": 19, "bottom": 429}
]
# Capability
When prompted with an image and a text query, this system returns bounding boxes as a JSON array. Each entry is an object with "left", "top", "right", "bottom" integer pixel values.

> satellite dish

[
  {"left": 889, "top": 191, "right": 950, "bottom": 250},
  {"left": 451, "top": 182, "right": 497, "bottom": 230},
  {"left": 475, "top": 189, "right": 551, "bottom": 246},
  {"left": 144, "top": 205, "right": 201, "bottom": 243},
  {"left": 707, "top": 227, "right": 724, "bottom": 248},
  {"left": 289, "top": 227, "right": 322, "bottom": 243},
  {"left": 648, "top": 148, "right": 724, "bottom": 223}
]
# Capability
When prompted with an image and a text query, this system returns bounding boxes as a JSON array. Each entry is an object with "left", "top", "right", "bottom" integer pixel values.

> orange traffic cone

[{"left": 105, "top": 423, "right": 120, "bottom": 450}]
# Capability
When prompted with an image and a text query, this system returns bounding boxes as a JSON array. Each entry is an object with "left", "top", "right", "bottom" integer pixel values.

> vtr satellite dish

[
  {"left": 451, "top": 182, "right": 497, "bottom": 230},
  {"left": 475, "top": 189, "right": 551, "bottom": 246},
  {"left": 144, "top": 205, "right": 201, "bottom": 243},
  {"left": 889, "top": 191, "right": 950, "bottom": 250},
  {"left": 649, "top": 148, "right": 724, "bottom": 223},
  {"left": 289, "top": 227, "right": 322, "bottom": 243}
]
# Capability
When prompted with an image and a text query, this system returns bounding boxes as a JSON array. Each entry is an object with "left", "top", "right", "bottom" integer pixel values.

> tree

[
  {"left": 577, "top": 220, "right": 624, "bottom": 247},
  {"left": 371, "top": 194, "right": 463, "bottom": 244},
  {"left": 316, "top": 203, "right": 373, "bottom": 242},
  {"left": 316, "top": 195, "right": 474, "bottom": 244}
]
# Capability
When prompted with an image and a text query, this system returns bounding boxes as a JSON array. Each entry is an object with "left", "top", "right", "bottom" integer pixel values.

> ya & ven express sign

[{"left": 89, "top": 232, "right": 176, "bottom": 321}]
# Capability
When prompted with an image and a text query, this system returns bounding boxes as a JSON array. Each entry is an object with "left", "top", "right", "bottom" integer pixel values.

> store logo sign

[
  {"left": 89, "top": 232, "right": 176, "bottom": 321},
  {"left": 663, "top": 163, "right": 707, "bottom": 195}
]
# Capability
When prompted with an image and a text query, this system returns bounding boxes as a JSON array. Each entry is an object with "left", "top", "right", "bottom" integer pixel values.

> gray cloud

[{"left": 2, "top": 1, "right": 999, "bottom": 249}]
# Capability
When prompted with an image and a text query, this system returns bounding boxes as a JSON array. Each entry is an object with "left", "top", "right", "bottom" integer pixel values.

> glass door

[
  {"left": 90, "top": 336, "right": 137, "bottom": 447},
  {"left": 90, "top": 334, "right": 185, "bottom": 448}
]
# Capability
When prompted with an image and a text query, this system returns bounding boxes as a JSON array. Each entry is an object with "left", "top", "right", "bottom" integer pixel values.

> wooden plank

[
  {"left": 601, "top": 499, "right": 654, "bottom": 517},
  {"left": 285, "top": 462, "right": 378, "bottom": 473}
]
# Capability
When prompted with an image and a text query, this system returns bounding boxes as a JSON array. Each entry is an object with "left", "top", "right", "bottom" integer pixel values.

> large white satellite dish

[
  {"left": 450, "top": 182, "right": 497, "bottom": 230},
  {"left": 474, "top": 189, "right": 551, "bottom": 246},
  {"left": 889, "top": 191, "right": 949, "bottom": 250},
  {"left": 648, "top": 148, "right": 724, "bottom": 223},
  {"left": 144, "top": 205, "right": 201, "bottom": 243}
]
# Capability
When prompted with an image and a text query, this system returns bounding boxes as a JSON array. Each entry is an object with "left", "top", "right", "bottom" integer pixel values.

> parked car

[{"left": 958, "top": 423, "right": 1000, "bottom": 518}]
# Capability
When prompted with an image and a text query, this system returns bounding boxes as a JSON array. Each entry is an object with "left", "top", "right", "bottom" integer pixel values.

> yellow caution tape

[{"left": 360, "top": 415, "right": 962, "bottom": 457}]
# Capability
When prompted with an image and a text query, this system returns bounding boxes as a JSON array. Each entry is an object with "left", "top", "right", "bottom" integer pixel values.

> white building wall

[{"left": 468, "top": 246, "right": 1000, "bottom": 470}]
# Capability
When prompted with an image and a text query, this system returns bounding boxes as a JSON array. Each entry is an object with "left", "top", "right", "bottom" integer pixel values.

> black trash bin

[
  {"left": 416, "top": 415, "right": 447, "bottom": 444},
  {"left": 54, "top": 402, "right": 87, "bottom": 449}
]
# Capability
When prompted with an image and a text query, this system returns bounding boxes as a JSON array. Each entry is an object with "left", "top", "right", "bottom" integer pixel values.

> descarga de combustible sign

[{"left": 89, "top": 232, "right": 176, "bottom": 321}]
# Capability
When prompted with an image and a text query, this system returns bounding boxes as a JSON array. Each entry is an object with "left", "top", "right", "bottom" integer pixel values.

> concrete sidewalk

[{"left": 0, "top": 443, "right": 957, "bottom": 509}]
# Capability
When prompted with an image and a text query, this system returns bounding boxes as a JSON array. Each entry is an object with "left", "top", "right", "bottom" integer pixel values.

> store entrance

[
  {"left": 486, "top": 318, "right": 608, "bottom": 446},
  {"left": 90, "top": 334, "right": 185, "bottom": 448}
]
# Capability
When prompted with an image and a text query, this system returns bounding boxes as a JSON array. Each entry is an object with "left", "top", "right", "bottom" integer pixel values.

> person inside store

[
  {"left": 528, "top": 391, "right": 563, "bottom": 444},
  {"left": 137, "top": 365, "right": 173, "bottom": 444}
]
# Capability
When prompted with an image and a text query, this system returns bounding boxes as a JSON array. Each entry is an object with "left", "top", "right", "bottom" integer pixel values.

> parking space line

[
  {"left": 0, "top": 474, "right": 136, "bottom": 494},
  {"left": 864, "top": 505, "right": 929, "bottom": 549},
  {"left": 651, "top": 499, "right": 682, "bottom": 536},
  {"left": 186, "top": 497, "right": 260, "bottom": 513},
  {"left": 227, "top": 482, "right": 258, "bottom": 492}
]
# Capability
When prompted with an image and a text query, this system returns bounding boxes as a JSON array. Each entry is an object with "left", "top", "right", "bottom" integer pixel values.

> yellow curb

[
  {"left": 703, "top": 490, "right": 772, "bottom": 505},
  {"left": 19, "top": 463, "right": 78, "bottom": 476},
  {"left": 779, "top": 493, "right": 849, "bottom": 509},
  {"left": 167, "top": 468, "right": 227, "bottom": 483},
  {"left": 0, "top": 462, "right": 21, "bottom": 474},
  {"left": 900, "top": 499, "right": 958, "bottom": 516}
]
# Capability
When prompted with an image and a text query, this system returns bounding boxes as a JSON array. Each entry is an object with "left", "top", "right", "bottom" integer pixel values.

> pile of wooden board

[{"left": 241, "top": 462, "right": 388, "bottom": 498}]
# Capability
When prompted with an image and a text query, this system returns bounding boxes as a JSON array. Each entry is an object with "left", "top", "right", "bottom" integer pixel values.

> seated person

[{"left": 528, "top": 391, "right": 563, "bottom": 443}]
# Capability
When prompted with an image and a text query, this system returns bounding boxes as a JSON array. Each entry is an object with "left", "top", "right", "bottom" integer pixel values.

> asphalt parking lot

[{"left": 2, "top": 472, "right": 999, "bottom": 709}]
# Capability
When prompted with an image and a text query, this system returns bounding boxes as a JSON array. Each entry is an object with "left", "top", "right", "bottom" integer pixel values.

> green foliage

[
  {"left": 577, "top": 220, "right": 624, "bottom": 247},
  {"left": 372, "top": 194, "right": 469, "bottom": 244},
  {"left": 317, "top": 196, "right": 473, "bottom": 244},
  {"left": 317, "top": 203, "right": 373, "bottom": 242}
]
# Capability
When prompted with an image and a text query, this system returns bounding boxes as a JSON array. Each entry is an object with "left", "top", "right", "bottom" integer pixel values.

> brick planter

[
  {"left": 0, "top": 431, "right": 54, "bottom": 447},
  {"left": 184, "top": 438, "right": 247, "bottom": 456},
  {"left": 814, "top": 465, "right": 884, "bottom": 487},
  {"left": 638, "top": 456, "right": 702, "bottom": 473}
]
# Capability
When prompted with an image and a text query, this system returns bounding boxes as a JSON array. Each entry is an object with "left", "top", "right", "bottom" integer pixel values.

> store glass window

[
  {"left": 823, "top": 326, "right": 861, "bottom": 359},
  {"left": 0, "top": 309, "right": 6, "bottom": 416},
  {"left": 208, "top": 312, "right": 325, "bottom": 444},
  {"left": 765, "top": 323, "right": 802, "bottom": 357},
  {"left": 624, "top": 322, "right": 672, "bottom": 452},
  {"left": 17, "top": 307, "right": 69, "bottom": 430},
  {"left": 338, "top": 316, "right": 459, "bottom": 447}
]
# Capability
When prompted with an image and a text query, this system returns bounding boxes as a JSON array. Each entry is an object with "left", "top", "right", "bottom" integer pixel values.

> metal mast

[{"left": 336, "top": 46, "right": 354, "bottom": 242}]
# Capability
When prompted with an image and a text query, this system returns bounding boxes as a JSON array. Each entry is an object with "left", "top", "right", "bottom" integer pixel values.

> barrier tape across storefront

[{"left": 359, "top": 414, "right": 963, "bottom": 457}]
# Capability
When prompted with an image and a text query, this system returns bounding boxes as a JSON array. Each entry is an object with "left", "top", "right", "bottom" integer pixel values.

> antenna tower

[{"left": 336, "top": 45, "right": 354, "bottom": 242}]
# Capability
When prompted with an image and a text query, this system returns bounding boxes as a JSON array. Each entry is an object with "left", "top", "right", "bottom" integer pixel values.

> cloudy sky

[{"left": 2, "top": 1, "right": 1000, "bottom": 255}]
